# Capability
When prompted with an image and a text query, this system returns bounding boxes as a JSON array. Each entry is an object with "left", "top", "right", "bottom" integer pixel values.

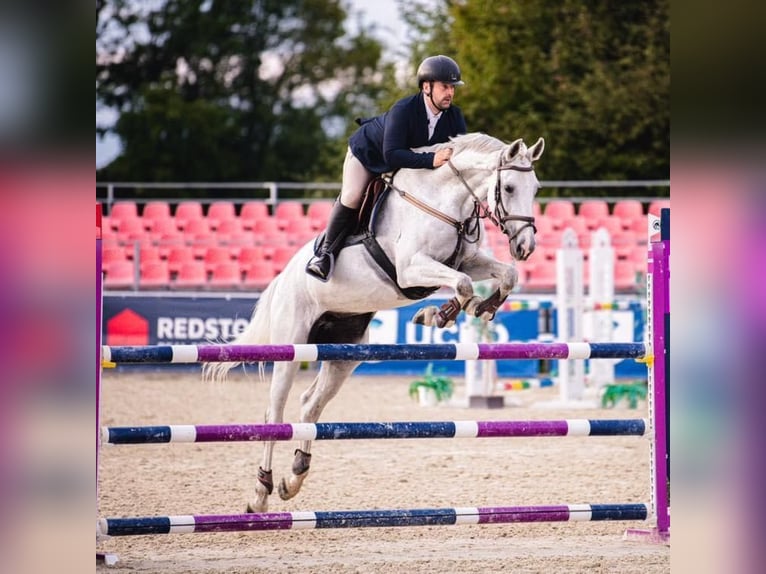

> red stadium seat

[
  {"left": 142, "top": 201, "right": 172, "bottom": 224},
  {"left": 203, "top": 246, "right": 232, "bottom": 274},
  {"left": 174, "top": 261, "right": 207, "bottom": 290},
  {"left": 306, "top": 201, "right": 334, "bottom": 230},
  {"left": 648, "top": 199, "right": 670, "bottom": 217},
  {"left": 240, "top": 201, "right": 270, "bottom": 230},
  {"left": 139, "top": 261, "right": 170, "bottom": 290},
  {"left": 578, "top": 200, "right": 610, "bottom": 224},
  {"left": 207, "top": 201, "right": 236, "bottom": 230},
  {"left": 274, "top": 201, "right": 306, "bottom": 230},
  {"left": 209, "top": 262, "right": 242, "bottom": 290},
  {"left": 242, "top": 260, "right": 276, "bottom": 290},
  {"left": 543, "top": 200, "right": 575, "bottom": 224},
  {"left": 104, "top": 260, "right": 136, "bottom": 290},
  {"left": 109, "top": 201, "right": 138, "bottom": 223},
  {"left": 613, "top": 200, "right": 644, "bottom": 221},
  {"left": 237, "top": 245, "right": 267, "bottom": 273},
  {"left": 166, "top": 246, "right": 195, "bottom": 275},
  {"left": 524, "top": 260, "right": 557, "bottom": 291},
  {"left": 174, "top": 201, "right": 204, "bottom": 231}
]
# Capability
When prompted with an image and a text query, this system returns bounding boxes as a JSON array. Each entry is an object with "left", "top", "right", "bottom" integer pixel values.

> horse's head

[{"left": 489, "top": 137, "right": 545, "bottom": 261}]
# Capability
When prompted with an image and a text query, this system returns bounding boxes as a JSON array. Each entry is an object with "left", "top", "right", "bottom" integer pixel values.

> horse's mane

[{"left": 415, "top": 132, "right": 505, "bottom": 154}]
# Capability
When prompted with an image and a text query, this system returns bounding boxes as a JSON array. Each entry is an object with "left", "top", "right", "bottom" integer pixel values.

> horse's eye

[{"left": 504, "top": 185, "right": 515, "bottom": 194}]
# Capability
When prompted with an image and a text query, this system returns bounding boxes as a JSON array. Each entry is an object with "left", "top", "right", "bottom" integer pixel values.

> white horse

[{"left": 204, "top": 133, "right": 544, "bottom": 512}]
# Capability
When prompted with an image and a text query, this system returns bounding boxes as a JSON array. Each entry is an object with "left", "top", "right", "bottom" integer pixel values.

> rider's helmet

[{"left": 416, "top": 55, "right": 464, "bottom": 88}]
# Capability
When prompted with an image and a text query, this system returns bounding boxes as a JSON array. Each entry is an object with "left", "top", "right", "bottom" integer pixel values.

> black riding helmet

[{"left": 416, "top": 55, "right": 465, "bottom": 88}]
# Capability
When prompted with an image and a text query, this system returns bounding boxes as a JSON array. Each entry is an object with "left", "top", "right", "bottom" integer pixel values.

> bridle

[
  {"left": 447, "top": 155, "right": 537, "bottom": 244},
  {"left": 382, "top": 152, "right": 537, "bottom": 264}
]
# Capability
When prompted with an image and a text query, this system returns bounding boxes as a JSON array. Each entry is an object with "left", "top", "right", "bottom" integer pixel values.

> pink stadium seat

[
  {"left": 147, "top": 217, "right": 179, "bottom": 241},
  {"left": 648, "top": 199, "right": 670, "bottom": 217},
  {"left": 240, "top": 201, "right": 271, "bottom": 230},
  {"left": 109, "top": 201, "right": 138, "bottom": 223},
  {"left": 138, "top": 245, "right": 162, "bottom": 271},
  {"left": 524, "top": 260, "right": 557, "bottom": 291},
  {"left": 252, "top": 217, "right": 280, "bottom": 235},
  {"left": 174, "top": 261, "right": 207, "bottom": 290},
  {"left": 271, "top": 245, "right": 298, "bottom": 273},
  {"left": 156, "top": 232, "right": 186, "bottom": 259},
  {"left": 174, "top": 201, "right": 204, "bottom": 230},
  {"left": 104, "top": 260, "right": 136, "bottom": 290},
  {"left": 183, "top": 218, "right": 211, "bottom": 236},
  {"left": 274, "top": 201, "right": 306, "bottom": 230},
  {"left": 102, "top": 246, "right": 128, "bottom": 275},
  {"left": 614, "top": 259, "right": 638, "bottom": 291},
  {"left": 209, "top": 262, "right": 242, "bottom": 290},
  {"left": 207, "top": 201, "right": 236, "bottom": 229},
  {"left": 166, "top": 246, "right": 195, "bottom": 276},
  {"left": 188, "top": 232, "right": 218, "bottom": 259},
  {"left": 139, "top": 260, "right": 170, "bottom": 290},
  {"left": 237, "top": 245, "right": 267, "bottom": 273},
  {"left": 217, "top": 219, "right": 244, "bottom": 235},
  {"left": 203, "top": 246, "right": 232, "bottom": 274},
  {"left": 242, "top": 260, "right": 277, "bottom": 290},
  {"left": 274, "top": 200, "right": 305, "bottom": 220},
  {"left": 543, "top": 200, "right": 575, "bottom": 223},
  {"left": 142, "top": 201, "right": 171, "bottom": 223},
  {"left": 578, "top": 200, "right": 610, "bottom": 223},
  {"left": 307, "top": 201, "right": 334, "bottom": 230},
  {"left": 612, "top": 200, "right": 644, "bottom": 221},
  {"left": 116, "top": 217, "right": 145, "bottom": 241}
]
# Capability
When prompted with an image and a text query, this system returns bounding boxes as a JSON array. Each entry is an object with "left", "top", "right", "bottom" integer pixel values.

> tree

[
  {"left": 399, "top": 0, "right": 669, "bottom": 189},
  {"left": 96, "top": 0, "right": 396, "bottom": 184}
]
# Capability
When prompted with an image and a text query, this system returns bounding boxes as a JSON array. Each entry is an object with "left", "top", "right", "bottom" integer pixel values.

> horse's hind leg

[
  {"left": 246, "top": 361, "right": 301, "bottom": 513},
  {"left": 278, "top": 360, "right": 360, "bottom": 501}
]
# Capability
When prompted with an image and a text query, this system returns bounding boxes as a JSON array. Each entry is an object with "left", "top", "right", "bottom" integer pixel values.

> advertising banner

[{"left": 103, "top": 295, "right": 643, "bottom": 378}]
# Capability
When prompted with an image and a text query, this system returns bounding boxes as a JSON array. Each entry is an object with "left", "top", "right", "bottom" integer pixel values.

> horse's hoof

[
  {"left": 246, "top": 501, "right": 266, "bottom": 513},
  {"left": 278, "top": 477, "right": 293, "bottom": 501}
]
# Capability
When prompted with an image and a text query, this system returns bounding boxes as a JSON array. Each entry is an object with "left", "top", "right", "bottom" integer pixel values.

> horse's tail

[{"left": 202, "top": 277, "right": 277, "bottom": 383}]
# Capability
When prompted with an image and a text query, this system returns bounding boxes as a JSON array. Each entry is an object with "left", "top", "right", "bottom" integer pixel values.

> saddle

[{"left": 344, "top": 176, "right": 439, "bottom": 300}]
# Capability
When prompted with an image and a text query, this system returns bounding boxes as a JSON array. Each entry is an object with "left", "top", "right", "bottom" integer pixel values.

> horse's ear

[
  {"left": 528, "top": 137, "right": 545, "bottom": 162},
  {"left": 505, "top": 138, "right": 523, "bottom": 162}
]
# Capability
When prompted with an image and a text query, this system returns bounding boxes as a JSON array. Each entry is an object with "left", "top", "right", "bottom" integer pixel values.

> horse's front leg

[
  {"left": 278, "top": 360, "right": 360, "bottom": 501},
  {"left": 400, "top": 254, "right": 475, "bottom": 328},
  {"left": 459, "top": 254, "right": 519, "bottom": 321},
  {"left": 247, "top": 361, "right": 300, "bottom": 513}
]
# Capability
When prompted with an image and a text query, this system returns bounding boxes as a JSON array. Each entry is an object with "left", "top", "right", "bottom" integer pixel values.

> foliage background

[{"left": 96, "top": 0, "right": 669, "bottom": 198}]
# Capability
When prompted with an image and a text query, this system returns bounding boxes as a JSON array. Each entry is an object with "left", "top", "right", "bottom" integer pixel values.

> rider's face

[{"left": 426, "top": 82, "right": 456, "bottom": 110}]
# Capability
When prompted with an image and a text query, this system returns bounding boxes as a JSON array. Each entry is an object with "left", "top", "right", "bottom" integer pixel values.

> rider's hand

[{"left": 432, "top": 148, "right": 453, "bottom": 168}]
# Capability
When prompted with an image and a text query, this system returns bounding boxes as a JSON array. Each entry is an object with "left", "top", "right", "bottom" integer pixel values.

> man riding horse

[{"left": 306, "top": 55, "right": 468, "bottom": 281}]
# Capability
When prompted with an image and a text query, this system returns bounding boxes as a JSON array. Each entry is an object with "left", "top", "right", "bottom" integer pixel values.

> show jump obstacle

[{"left": 95, "top": 205, "right": 670, "bottom": 552}]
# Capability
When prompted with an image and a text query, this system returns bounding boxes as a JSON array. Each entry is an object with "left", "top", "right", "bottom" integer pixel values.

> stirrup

[{"left": 306, "top": 252, "right": 335, "bottom": 282}]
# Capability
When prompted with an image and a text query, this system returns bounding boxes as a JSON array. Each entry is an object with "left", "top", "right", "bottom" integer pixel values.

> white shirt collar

[{"left": 423, "top": 94, "right": 442, "bottom": 139}]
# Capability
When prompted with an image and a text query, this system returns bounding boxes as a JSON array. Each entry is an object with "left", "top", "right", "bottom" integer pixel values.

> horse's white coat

[{"left": 203, "top": 133, "right": 544, "bottom": 512}]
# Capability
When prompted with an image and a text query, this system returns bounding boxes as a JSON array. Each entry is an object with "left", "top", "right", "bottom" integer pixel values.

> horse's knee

[{"left": 455, "top": 276, "right": 474, "bottom": 300}]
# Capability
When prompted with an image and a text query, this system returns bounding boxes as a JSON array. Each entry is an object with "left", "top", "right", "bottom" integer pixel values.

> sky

[{"left": 95, "top": 0, "right": 411, "bottom": 169}]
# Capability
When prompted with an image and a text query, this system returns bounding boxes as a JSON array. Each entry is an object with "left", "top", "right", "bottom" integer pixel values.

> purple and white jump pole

[{"left": 624, "top": 207, "right": 670, "bottom": 543}]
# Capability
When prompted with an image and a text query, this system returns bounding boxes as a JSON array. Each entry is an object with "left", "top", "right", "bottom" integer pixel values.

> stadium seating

[
  {"left": 139, "top": 261, "right": 170, "bottom": 290},
  {"left": 207, "top": 201, "right": 236, "bottom": 230},
  {"left": 209, "top": 262, "right": 242, "bottom": 290},
  {"left": 104, "top": 259, "right": 136, "bottom": 290},
  {"left": 174, "top": 261, "right": 208, "bottom": 290}
]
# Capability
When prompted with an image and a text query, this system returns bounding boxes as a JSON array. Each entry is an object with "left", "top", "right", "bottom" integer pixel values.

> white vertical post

[
  {"left": 535, "top": 228, "right": 595, "bottom": 408},
  {"left": 588, "top": 228, "right": 616, "bottom": 389}
]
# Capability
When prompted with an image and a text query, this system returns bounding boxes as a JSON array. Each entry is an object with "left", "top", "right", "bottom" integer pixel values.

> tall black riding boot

[{"left": 305, "top": 202, "right": 359, "bottom": 282}]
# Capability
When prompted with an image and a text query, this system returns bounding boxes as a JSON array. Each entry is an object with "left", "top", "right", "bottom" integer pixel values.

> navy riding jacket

[{"left": 349, "top": 93, "right": 467, "bottom": 174}]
